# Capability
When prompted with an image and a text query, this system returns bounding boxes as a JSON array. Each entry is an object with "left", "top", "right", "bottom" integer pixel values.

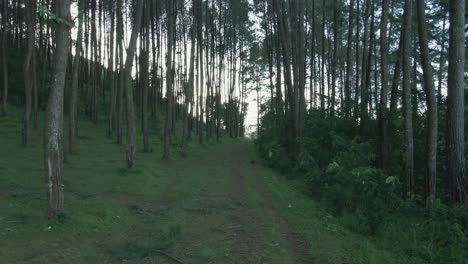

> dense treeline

[
  {"left": 0, "top": 0, "right": 254, "bottom": 217},
  {"left": 256, "top": 0, "right": 467, "bottom": 205},
  {"left": 254, "top": 0, "right": 467, "bottom": 262}
]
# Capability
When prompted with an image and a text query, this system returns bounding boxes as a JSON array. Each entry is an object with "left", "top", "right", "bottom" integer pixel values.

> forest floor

[{"left": 0, "top": 111, "right": 422, "bottom": 264}]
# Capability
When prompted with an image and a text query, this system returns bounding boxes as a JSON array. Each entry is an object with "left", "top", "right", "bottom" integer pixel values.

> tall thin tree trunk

[
  {"left": 359, "top": 0, "right": 372, "bottom": 140},
  {"left": 116, "top": 0, "right": 124, "bottom": 145},
  {"left": 437, "top": 10, "right": 447, "bottom": 106},
  {"left": 320, "top": 0, "right": 326, "bottom": 117},
  {"left": 69, "top": 0, "right": 84, "bottom": 154},
  {"left": 1, "top": 0, "right": 8, "bottom": 115},
  {"left": 344, "top": 0, "right": 354, "bottom": 119},
  {"left": 182, "top": 0, "right": 197, "bottom": 154},
  {"left": 141, "top": 3, "right": 150, "bottom": 153},
  {"left": 309, "top": 0, "right": 316, "bottom": 110},
  {"left": 389, "top": 34, "right": 403, "bottom": 113},
  {"left": 163, "top": 0, "right": 175, "bottom": 159},
  {"left": 378, "top": 0, "right": 390, "bottom": 171},
  {"left": 45, "top": 0, "right": 71, "bottom": 218},
  {"left": 107, "top": 4, "right": 116, "bottom": 137},
  {"left": 123, "top": 0, "right": 144, "bottom": 168},
  {"left": 416, "top": 0, "right": 438, "bottom": 206},
  {"left": 22, "top": 0, "right": 36, "bottom": 146},
  {"left": 402, "top": 0, "right": 414, "bottom": 194},
  {"left": 353, "top": 0, "right": 361, "bottom": 121},
  {"left": 446, "top": 0, "right": 467, "bottom": 204},
  {"left": 330, "top": 0, "right": 339, "bottom": 118}
]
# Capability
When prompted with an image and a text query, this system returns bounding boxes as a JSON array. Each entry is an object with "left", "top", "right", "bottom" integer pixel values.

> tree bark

[
  {"left": 353, "top": 0, "right": 360, "bottom": 121},
  {"left": 416, "top": 0, "right": 438, "bottom": 206},
  {"left": 107, "top": 3, "right": 116, "bottom": 137},
  {"left": 45, "top": 0, "right": 71, "bottom": 218},
  {"left": 163, "top": 0, "right": 175, "bottom": 159},
  {"left": 1, "top": 0, "right": 8, "bottom": 115},
  {"left": 378, "top": 0, "right": 390, "bottom": 171},
  {"left": 116, "top": 0, "right": 124, "bottom": 145},
  {"left": 182, "top": 0, "right": 197, "bottom": 154},
  {"left": 437, "top": 10, "right": 447, "bottom": 106},
  {"left": 22, "top": 0, "right": 37, "bottom": 146},
  {"left": 123, "top": 0, "right": 144, "bottom": 168},
  {"left": 69, "top": 0, "right": 84, "bottom": 154},
  {"left": 402, "top": 0, "right": 414, "bottom": 194},
  {"left": 330, "top": 0, "right": 339, "bottom": 118},
  {"left": 446, "top": 0, "right": 467, "bottom": 204},
  {"left": 141, "top": 4, "right": 150, "bottom": 153},
  {"left": 344, "top": 0, "right": 354, "bottom": 119},
  {"left": 389, "top": 34, "right": 403, "bottom": 113}
]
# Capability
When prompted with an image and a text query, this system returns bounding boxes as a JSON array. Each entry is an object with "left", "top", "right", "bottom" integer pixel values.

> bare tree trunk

[
  {"left": 116, "top": 0, "right": 124, "bottom": 145},
  {"left": 437, "top": 10, "right": 447, "bottom": 106},
  {"left": 309, "top": 0, "right": 316, "bottom": 110},
  {"left": 141, "top": 2, "right": 150, "bottom": 153},
  {"left": 182, "top": 0, "right": 197, "bottom": 154},
  {"left": 353, "top": 0, "right": 360, "bottom": 121},
  {"left": 32, "top": 47, "right": 38, "bottom": 129},
  {"left": 45, "top": 0, "right": 71, "bottom": 218},
  {"left": 446, "top": 0, "right": 467, "bottom": 204},
  {"left": 107, "top": 3, "right": 116, "bottom": 137},
  {"left": 163, "top": 0, "right": 175, "bottom": 159},
  {"left": 273, "top": 0, "right": 295, "bottom": 153},
  {"left": 344, "top": 0, "right": 354, "bottom": 119},
  {"left": 197, "top": 0, "right": 204, "bottom": 144},
  {"left": 330, "top": 0, "right": 339, "bottom": 118},
  {"left": 416, "top": 0, "right": 438, "bottom": 206},
  {"left": 320, "top": 0, "right": 326, "bottom": 117},
  {"left": 1, "top": 0, "right": 8, "bottom": 115},
  {"left": 402, "top": 0, "right": 414, "bottom": 194},
  {"left": 123, "top": 0, "right": 144, "bottom": 168},
  {"left": 69, "top": 0, "right": 84, "bottom": 154},
  {"left": 389, "top": 34, "right": 403, "bottom": 113},
  {"left": 378, "top": 0, "right": 390, "bottom": 171},
  {"left": 22, "top": 0, "right": 37, "bottom": 146},
  {"left": 360, "top": 0, "right": 372, "bottom": 141},
  {"left": 296, "top": 0, "right": 306, "bottom": 144}
]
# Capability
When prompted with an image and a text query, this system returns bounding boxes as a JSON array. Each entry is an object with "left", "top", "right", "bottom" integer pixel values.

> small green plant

[{"left": 107, "top": 225, "right": 182, "bottom": 261}]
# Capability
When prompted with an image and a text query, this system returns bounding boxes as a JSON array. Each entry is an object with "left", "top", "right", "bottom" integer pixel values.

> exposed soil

[{"left": 224, "top": 143, "right": 314, "bottom": 264}]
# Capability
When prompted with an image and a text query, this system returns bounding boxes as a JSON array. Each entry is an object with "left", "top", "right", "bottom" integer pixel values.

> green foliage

[
  {"left": 311, "top": 160, "right": 399, "bottom": 234},
  {"left": 263, "top": 140, "right": 293, "bottom": 173},
  {"left": 107, "top": 225, "right": 182, "bottom": 261},
  {"left": 37, "top": 5, "right": 74, "bottom": 27},
  {"left": 257, "top": 105, "right": 468, "bottom": 261},
  {"left": 0, "top": 111, "right": 296, "bottom": 263}
]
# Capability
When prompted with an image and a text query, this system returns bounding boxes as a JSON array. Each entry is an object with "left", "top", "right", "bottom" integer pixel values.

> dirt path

[{"left": 223, "top": 142, "right": 314, "bottom": 264}]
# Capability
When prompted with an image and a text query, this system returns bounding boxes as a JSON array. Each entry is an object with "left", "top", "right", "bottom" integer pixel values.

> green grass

[
  {"left": 259, "top": 171, "right": 429, "bottom": 264},
  {"left": 0, "top": 108, "right": 433, "bottom": 263},
  {"left": 0, "top": 109, "right": 292, "bottom": 263}
]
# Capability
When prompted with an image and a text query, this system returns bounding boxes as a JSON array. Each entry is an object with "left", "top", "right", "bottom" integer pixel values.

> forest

[{"left": 0, "top": 0, "right": 467, "bottom": 263}]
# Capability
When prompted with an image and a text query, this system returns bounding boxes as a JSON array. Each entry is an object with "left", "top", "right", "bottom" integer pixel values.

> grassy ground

[
  {"left": 0, "top": 110, "right": 294, "bottom": 264},
  {"left": 0, "top": 110, "right": 427, "bottom": 263}
]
